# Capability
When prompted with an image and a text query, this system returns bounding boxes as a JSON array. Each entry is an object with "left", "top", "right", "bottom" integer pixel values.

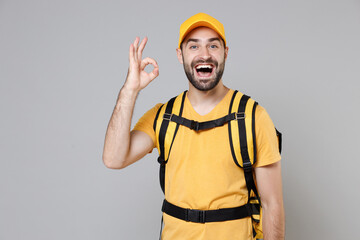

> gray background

[{"left": 1, "top": 0, "right": 359, "bottom": 239}]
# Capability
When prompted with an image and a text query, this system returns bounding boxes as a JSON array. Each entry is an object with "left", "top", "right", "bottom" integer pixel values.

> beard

[{"left": 183, "top": 56, "right": 226, "bottom": 91}]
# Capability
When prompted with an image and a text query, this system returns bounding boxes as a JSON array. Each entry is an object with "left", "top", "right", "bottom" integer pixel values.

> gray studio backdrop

[{"left": 1, "top": 0, "right": 359, "bottom": 239}]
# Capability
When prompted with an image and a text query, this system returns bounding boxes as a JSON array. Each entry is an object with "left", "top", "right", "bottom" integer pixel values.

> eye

[
  {"left": 209, "top": 44, "right": 218, "bottom": 49},
  {"left": 189, "top": 45, "right": 198, "bottom": 50}
]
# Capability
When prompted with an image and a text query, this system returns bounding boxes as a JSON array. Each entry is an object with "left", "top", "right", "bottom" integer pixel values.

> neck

[{"left": 187, "top": 80, "right": 229, "bottom": 115}]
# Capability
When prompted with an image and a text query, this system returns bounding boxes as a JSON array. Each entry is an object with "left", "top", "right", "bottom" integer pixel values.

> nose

[{"left": 198, "top": 46, "right": 211, "bottom": 60}]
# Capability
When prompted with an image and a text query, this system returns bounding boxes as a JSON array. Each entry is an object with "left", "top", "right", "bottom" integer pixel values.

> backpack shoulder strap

[
  {"left": 228, "top": 90, "right": 258, "bottom": 168},
  {"left": 153, "top": 91, "right": 187, "bottom": 193},
  {"left": 228, "top": 90, "right": 262, "bottom": 238},
  {"left": 229, "top": 90, "right": 282, "bottom": 239},
  {"left": 276, "top": 128, "right": 282, "bottom": 153}
]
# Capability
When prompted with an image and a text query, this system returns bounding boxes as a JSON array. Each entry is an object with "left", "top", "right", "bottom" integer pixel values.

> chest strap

[
  {"left": 163, "top": 112, "right": 245, "bottom": 131},
  {"left": 162, "top": 199, "right": 252, "bottom": 224}
]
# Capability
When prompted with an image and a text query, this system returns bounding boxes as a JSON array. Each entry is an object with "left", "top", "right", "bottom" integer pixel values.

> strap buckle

[
  {"left": 157, "top": 157, "right": 166, "bottom": 166},
  {"left": 243, "top": 161, "right": 252, "bottom": 173},
  {"left": 163, "top": 113, "right": 172, "bottom": 121},
  {"left": 185, "top": 208, "right": 206, "bottom": 223},
  {"left": 190, "top": 120, "right": 200, "bottom": 131},
  {"left": 249, "top": 202, "right": 260, "bottom": 216},
  {"left": 235, "top": 112, "right": 245, "bottom": 120}
]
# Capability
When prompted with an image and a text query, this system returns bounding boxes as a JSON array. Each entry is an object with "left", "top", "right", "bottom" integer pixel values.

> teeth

[{"left": 196, "top": 65, "right": 213, "bottom": 69}]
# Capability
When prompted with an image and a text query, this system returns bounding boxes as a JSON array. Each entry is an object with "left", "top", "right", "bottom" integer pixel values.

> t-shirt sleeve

[
  {"left": 132, "top": 103, "right": 163, "bottom": 149},
  {"left": 253, "top": 105, "right": 281, "bottom": 167}
]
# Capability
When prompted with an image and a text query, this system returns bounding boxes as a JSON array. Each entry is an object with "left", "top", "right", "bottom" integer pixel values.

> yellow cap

[{"left": 178, "top": 13, "right": 226, "bottom": 48}]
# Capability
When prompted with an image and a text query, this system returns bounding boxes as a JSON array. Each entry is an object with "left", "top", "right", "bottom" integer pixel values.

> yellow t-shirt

[{"left": 133, "top": 89, "right": 281, "bottom": 240}]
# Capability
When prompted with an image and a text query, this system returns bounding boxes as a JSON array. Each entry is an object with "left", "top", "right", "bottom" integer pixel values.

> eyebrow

[
  {"left": 208, "top": 37, "right": 222, "bottom": 43},
  {"left": 185, "top": 37, "right": 222, "bottom": 45}
]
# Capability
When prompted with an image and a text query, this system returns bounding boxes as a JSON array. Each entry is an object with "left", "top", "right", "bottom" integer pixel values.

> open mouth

[{"left": 195, "top": 64, "right": 214, "bottom": 78}]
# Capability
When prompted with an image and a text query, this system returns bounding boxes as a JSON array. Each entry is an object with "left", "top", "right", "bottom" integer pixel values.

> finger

[
  {"left": 141, "top": 58, "right": 159, "bottom": 82},
  {"left": 148, "top": 66, "right": 159, "bottom": 81},
  {"left": 140, "top": 57, "right": 158, "bottom": 71},
  {"left": 129, "top": 43, "right": 135, "bottom": 63},
  {"left": 137, "top": 37, "right": 148, "bottom": 60},
  {"left": 133, "top": 37, "right": 140, "bottom": 59}
]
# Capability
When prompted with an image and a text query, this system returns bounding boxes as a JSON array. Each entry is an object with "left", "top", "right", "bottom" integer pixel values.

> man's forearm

[
  {"left": 102, "top": 37, "right": 159, "bottom": 169},
  {"left": 102, "top": 86, "right": 139, "bottom": 169},
  {"left": 262, "top": 203, "right": 285, "bottom": 240}
]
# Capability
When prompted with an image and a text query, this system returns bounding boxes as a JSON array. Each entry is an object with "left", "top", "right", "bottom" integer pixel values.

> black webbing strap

[
  {"left": 228, "top": 91, "right": 240, "bottom": 167},
  {"left": 158, "top": 216, "right": 163, "bottom": 240},
  {"left": 156, "top": 92, "right": 187, "bottom": 193},
  {"left": 162, "top": 199, "right": 252, "bottom": 224},
  {"left": 238, "top": 96, "right": 261, "bottom": 238},
  {"left": 236, "top": 95, "right": 260, "bottom": 197},
  {"left": 227, "top": 91, "right": 261, "bottom": 238},
  {"left": 158, "top": 97, "right": 176, "bottom": 161},
  {"left": 156, "top": 92, "right": 187, "bottom": 239},
  {"left": 163, "top": 112, "right": 244, "bottom": 131},
  {"left": 166, "top": 93, "right": 186, "bottom": 163},
  {"left": 237, "top": 94, "right": 251, "bottom": 167},
  {"left": 252, "top": 101, "right": 258, "bottom": 165},
  {"left": 153, "top": 104, "right": 164, "bottom": 131},
  {"left": 276, "top": 128, "right": 282, "bottom": 153},
  {"left": 157, "top": 97, "right": 175, "bottom": 193}
]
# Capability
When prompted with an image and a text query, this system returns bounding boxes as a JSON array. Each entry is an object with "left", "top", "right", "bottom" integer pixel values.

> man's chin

[{"left": 189, "top": 78, "right": 219, "bottom": 91}]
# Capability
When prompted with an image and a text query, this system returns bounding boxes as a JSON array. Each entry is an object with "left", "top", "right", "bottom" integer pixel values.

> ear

[
  {"left": 176, "top": 48, "right": 183, "bottom": 64},
  {"left": 224, "top": 46, "right": 229, "bottom": 60}
]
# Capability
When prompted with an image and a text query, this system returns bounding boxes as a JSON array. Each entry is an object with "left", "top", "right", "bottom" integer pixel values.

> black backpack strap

[
  {"left": 154, "top": 91, "right": 187, "bottom": 193},
  {"left": 155, "top": 92, "right": 187, "bottom": 240},
  {"left": 235, "top": 94, "right": 261, "bottom": 203},
  {"left": 228, "top": 91, "right": 261, "bottom": 238},
  {"left": 276, "top": 128, "right": 282, "bottom": 153},
  {"left": 162, "top": 199, "right": 252, "bottom": 223},
  {"left": 165, "top": 112, "right": 239, "bottom": 131},
  {"left": 228, "top": 91, "right": 257, "bottom": 168},
  {"left": 153, "top": 104, "right": 164, "bottom": 132}
]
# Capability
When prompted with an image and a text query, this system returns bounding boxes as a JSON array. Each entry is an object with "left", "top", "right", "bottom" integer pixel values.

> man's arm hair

[{"left": 102, "top": 87, "right": 153, "bottom": 169}]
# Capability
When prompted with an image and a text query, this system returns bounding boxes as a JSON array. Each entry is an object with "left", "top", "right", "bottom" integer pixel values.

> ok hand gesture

[{"left": 124, "top": 37, "right": 159, "bottom": 93}]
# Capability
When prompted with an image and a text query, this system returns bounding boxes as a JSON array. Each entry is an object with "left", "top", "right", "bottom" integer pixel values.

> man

[{"left": 103, "top": 13, "right": 285, "bottom": 240}]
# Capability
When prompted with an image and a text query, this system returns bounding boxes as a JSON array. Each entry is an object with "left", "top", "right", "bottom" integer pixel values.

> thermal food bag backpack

[{"left": 153, "top": 90, "right": 282, "bottom": 239}]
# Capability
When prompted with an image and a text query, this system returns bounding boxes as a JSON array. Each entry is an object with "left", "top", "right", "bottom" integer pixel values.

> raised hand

[{"left": 124, "top": 37, "right": 159, "bottom": 93}]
